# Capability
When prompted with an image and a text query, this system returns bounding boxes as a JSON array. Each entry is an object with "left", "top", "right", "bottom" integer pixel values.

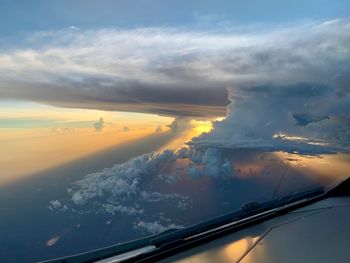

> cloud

[
  {"left": 157, "top": 172, "right": 178, "bottom": 184},
  {"left": 46, "top": 148, "right": 205, "bottom": 234},
  {"left": 167, "top": 117, "right": 194, "bottom": 132},
  {"left": 49, "top": 200, "right": 62, "bottom": 209},
  {"left": 123, "top": 126, "right": 130, "bottom": 132},
  {"left": 48, "top": 200, "right": 68, "bottom": 212},
  {"left": 64, "top": 150, "right": 189, "bottom": 214},
  {"left": 93, "top": 117, "right": 105, "bottom": 131},
  {"left": 51, "top": 145, "right": 236, "bottom": 225},
  {"left": 155, "top": 125, "right": 162, "bottom": 133},
  {"left": 1, "top": 19, "right": 349, "bottom": 117},
  {"left": 50, "top": 127, "right": 75, "bottom": 134},
  {"left": 46, "top": 148, "right": 199, "bottom": 233},
  {"left": 191, "top": 82, "right": 350, "bottom": 153},
  {"left": 68, "top": 26, "right": 80, "bottom": 31},
  {"left": 178, "top": 147, "right": 234, "bottom": 178},
  {"left": 102, "top": 204, "right": 143, "bottom": 216}
]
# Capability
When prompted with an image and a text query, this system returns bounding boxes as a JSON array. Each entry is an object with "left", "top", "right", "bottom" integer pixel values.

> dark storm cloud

[{"left": 0, "top": 77, "right": 228, "bottom": 117}]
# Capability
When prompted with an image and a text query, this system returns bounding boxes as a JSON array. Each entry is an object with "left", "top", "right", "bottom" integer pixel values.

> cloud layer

[
  {"left": 1, "top": 19, "right": 349, "bottom": 117},
  {"left": 49, "top": 146, "right": 236, "bottom": 233}
]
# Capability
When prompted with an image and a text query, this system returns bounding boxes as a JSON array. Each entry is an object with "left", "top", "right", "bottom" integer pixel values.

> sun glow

[
  {"left": 274, "top": 151, "right": 350, "bottom": 183},
  {"left": 0, "top": 101, "right": 173, "bottom": 186},
  {"left": 192, "top": 120, "right": 213, "bottom": 134}
]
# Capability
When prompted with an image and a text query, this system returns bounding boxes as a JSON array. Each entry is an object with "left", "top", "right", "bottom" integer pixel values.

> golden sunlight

[
  {"left": 0, "top": 101, "right": 173, "bottom": 186},
  {"left": 274, "top": 151, "right": 350, "bottom": 183},
  {"left": 221, "top": 236, "right": 261, "bottom": 262}
]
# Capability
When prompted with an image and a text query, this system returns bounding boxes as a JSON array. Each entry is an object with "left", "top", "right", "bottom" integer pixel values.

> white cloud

[
  {"left": 64, "top": 150, "right": 190, "bottom": 217},
  {"left": 48, "top": 200, "right": 69, "bottom": 212},
  {"left": 102, "top": 204, "right": 144, "bottom": 216},
  {"left": 49, "top": 200, "right": 62, "bottom": 209},
  {"left": 190, "top": 83, "right": 350, "bottom": 153}
]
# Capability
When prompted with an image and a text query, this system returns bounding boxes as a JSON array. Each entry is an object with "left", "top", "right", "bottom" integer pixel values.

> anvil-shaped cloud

[{"left": 0, "top": 19, "right": 349, "bottom": 118}]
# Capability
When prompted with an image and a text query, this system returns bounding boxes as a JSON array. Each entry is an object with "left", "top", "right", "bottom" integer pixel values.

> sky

[
  {"left": 0, "top": 1, "right": 349, "bottom": 185},
  {"left": 0, "top": 0, "right": 349, "bottom": 116},
  {"left": 0, "top": 0, "right": 349, "bottom": 37},
  {"left": 1, "top": 2, "right": 350, "bottom": 261}
]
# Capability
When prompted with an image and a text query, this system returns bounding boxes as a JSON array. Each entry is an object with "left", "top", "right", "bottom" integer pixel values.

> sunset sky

[
  {"left": 1, "top": 2, "right": 350, "bottom": 263},
  {"left": 0, "top": 0, "right": 349, "bottom": 184}
]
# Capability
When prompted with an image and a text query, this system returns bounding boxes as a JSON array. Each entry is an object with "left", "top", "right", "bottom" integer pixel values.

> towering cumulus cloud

[
  {"left": 191, "top": 83, "right": 350, "bottom": 153},
  {"left": 189, "top": 19, "right": 350, "bottom": 153}
]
